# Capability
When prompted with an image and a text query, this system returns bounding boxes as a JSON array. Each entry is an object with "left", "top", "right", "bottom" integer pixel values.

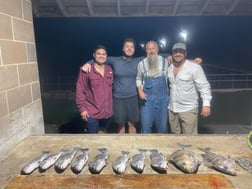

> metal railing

[
  {"left": 207, "top": 73, "right": 252, "bottom": 89},
  {"left": 40, "top": 73, "right": 252, "bottom": 92}
]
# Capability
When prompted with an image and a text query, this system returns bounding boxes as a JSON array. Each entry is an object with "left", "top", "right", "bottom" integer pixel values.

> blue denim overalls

[{"left": 140, "top": 57, "right": 169, "bottom": 133}]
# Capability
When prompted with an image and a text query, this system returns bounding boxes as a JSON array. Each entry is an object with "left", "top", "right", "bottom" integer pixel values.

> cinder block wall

[{"left": 0, "top": 0, "right": 44, "bottom": 159}]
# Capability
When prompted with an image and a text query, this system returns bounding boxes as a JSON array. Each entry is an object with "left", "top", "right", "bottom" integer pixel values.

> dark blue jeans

[
  {"left": 140, "top": 97, "right": 168, "bottom": 133},
  {"left": 140, "top": 76, "right": 169, "bottom": 133},
  {"left": 85, "top": 117, "right": 111, "bottom": 133}
]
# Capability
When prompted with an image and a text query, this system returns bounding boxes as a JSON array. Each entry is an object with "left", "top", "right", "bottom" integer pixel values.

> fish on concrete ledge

[
  {"left": 169, "top": 143, "right": 201, "bottom": 174},
  {"left": 71, "top": 148, "right": 89, "bottom": 174},
  {"left": 21, "top": 151, "right": 50, "bottom": 175},
  {"left": 39, "top": 149, "right": 68, "bottom": 171},
  {"left": 149, "top": 149, "right": 168, "bottom": 174},
  {"left": 88, "top": 148, "right": 109, "bottom": 174},
  {"left": 130, "top": 149, "right": 147, "bottom": 174},
  {"left": 235, "top": 157, "right": 252, "bottom": 173},
  {"left": 199, "top": 147, "right": 236, "bottom": 176},
  {"left": 112, "top": 151, "right": 130, "bottom": 174},
  {"left": 54, "top": 147, "right": 79, "bottom": 173}
]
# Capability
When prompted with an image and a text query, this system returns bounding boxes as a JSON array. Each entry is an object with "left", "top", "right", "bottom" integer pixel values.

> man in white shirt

[{"left": 168, "top": 43, "right": 212, "bottom": 134}]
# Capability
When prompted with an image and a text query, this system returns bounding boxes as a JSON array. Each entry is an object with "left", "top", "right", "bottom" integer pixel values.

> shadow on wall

[
  {"left": 45, "top": 115, "right": 143, "bottom": 134},
  {"left": 198, "top": 125, "right": 214, "bottom": 134},
  {"left": 59, "top": 115, "right": 85, "bottom": 133},
  {"left": 45, "top": 116, "right": 212, "bottom": 134}
]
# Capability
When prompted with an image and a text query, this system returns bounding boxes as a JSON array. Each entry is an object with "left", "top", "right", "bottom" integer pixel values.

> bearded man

[{"left": 136, "top": 41, "right": 169, "bottom": 133}]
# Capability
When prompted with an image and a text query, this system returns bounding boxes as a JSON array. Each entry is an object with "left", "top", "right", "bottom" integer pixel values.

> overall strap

[
  {"left": 162, "top": 57, "right": 165, "bottom": 76},
  {"left": 142, "top": 60, "right": 147, "bottom": 76}
]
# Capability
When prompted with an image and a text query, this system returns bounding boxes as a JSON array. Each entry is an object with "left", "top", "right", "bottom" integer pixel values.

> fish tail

[
  {"left": 80, "top": 148, "right": 89, "bottom": 153},
  {"left": 73, "top": 147, "right": 82, "bottom": 151},
  {"left": 60, "top": 149, "right": 69, "bottom": 153},
  {"left": 98, "top": 148, "right": 107, "bottom": 153},
  {"left": 149, "top": 149, "right": 158, "bottom": 153},
  {"left": 122, "top": 151, "right": 130, "bottom": 156},
  {"left": 198, "top": 147, "right": 211, "bottom": 153},
  {"left": 73, "top": 147, "right": 82, "bottom": 152},
  {"left": 138, "top": 149, "right": 148, "bottom": 153}
]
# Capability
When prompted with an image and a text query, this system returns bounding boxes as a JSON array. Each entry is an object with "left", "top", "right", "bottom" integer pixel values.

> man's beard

[
  {"left": 173, "top": 57, "right": 185, "bottom": 67},
  {"left": 123, "top": 51, "right": 133, "bottom": 59},
  {"left": 147, "top": 55, "right": 160, "bottom": 76}
]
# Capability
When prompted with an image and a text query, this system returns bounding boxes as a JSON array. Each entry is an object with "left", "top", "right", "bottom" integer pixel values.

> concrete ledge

[{"left": 1, "top": 135, "right": 251, "bottom": 188}]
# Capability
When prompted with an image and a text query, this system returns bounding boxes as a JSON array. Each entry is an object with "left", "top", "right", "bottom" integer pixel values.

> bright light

[
  {"left": 158, "top": 37, "right": 167, "bottom": 49},
  {"left": 139, "top": 42, "right": 145, "bottom": 49},
  {"left": 179, "top": 30, "right": 187, "bottom": 41}
]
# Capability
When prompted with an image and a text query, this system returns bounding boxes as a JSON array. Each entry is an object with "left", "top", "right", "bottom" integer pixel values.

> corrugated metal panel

[{"left": 32, "top": 0, "right": 252, "bottom": 17}]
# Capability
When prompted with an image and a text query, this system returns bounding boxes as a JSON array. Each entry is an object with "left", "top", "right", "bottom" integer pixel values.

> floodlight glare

[
  {"left": 139, "top": 42, "right": 145, "bottom": 49},
  {"left": 179, "top": 30, "right": 187, "bottom": 41},
  {"left": 159, "top": 37, "right": 167, "bottom": 49}
]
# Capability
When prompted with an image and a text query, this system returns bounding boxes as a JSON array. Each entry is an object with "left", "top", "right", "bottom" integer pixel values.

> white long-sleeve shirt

[{"left": 168, "top": 59, "right": 212, "bottom": 112}]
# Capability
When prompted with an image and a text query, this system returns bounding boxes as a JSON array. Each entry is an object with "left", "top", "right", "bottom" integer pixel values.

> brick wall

[{"left": 0, "top": 0, "right": 44, "bottom": 159}]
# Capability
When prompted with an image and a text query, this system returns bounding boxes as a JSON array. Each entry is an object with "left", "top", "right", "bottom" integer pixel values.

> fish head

[
  {"left": 219, "top": 158, "right": 236, "bottom": 176},
  {"left": 181, "top": 161, "right": 199, "bottom": 173},
  {"left": 159, "top": 160, "right": 168, "bottom": 170}
]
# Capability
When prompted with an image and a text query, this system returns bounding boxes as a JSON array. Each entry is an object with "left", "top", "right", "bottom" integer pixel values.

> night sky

[{"left": 33, "top": 16, "right": 252, "bottom": 77}]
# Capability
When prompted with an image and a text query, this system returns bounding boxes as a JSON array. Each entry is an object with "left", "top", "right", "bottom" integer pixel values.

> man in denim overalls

[{"left": 136, "top": 41, "right": 169, "bottom": 133}]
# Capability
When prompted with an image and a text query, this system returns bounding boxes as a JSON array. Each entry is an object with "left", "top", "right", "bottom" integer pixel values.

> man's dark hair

[
  {"left": 93, "top": 45, "right": 107, "bottom": 53},
  {"left": 123, "top": 38, "right": 136, "bottom": 47}
]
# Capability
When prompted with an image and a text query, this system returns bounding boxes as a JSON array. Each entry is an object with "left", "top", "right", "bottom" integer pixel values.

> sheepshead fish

[
  {"left": 39, "top": 149, "right": 68, "bottom": 171},
  {"left": 169, "top": 143, "right": 200, "bottom": 174},
  {"left": 112, "top": 151, "right": 130, "bottom": 174},
  {"left": 71, "top": 148, "right": 89, "bottom": 174},
  {"left": 130, "top": 149, "right": 147, "bottom": 174},
  {"left": 149, "top": 149, "right": 168, "bottom": 173},
  {"left": 199, "top": 147, "right": 236, "bottom": 176},
  {"left": 54, "top": 147, "right": 79, "bottom": 172},
  {"left": 88, "top": 148, "right": 109, "bottom": 174},
  {"left": 236, "top": 157, "right": 252, "bottom": 173},
  {"left": 21, "top": 151, "right": 50, "bottom": 175}
]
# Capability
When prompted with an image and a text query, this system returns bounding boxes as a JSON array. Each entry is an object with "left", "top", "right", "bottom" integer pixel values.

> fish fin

[
  {"left": 201, "top": 160, "right": 213, "bottom": 167},
  {"left": 167, "top": 156, "right": 174, "bottom": 163},
  {"left": 42, "top": 150, "right": 51, "bottom": 154},
  {"left": 201, "top": 154, "right": 214, "bottom": 167},
  {"left": 177, "top": 143, "right": 192, "bottom": 150},
  {"left": 168, "top": 149, "right": 181, "bottom": 160},
  {"left": 167, "top": 151, "right": 178, "bottom": 162}
]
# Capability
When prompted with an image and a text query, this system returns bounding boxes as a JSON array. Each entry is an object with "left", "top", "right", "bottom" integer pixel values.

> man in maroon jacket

[{"left": 75, "top": 45, "right": 114, "bottom": 133}]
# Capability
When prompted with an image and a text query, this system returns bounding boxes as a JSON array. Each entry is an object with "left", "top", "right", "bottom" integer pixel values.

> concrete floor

[{"left": 1, "top": 135, "right": 252, "bottom": 188}]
